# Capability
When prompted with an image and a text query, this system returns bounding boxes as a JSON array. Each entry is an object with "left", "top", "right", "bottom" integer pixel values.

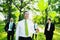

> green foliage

[
  {"left": 11, "top": 4, "right": 20, "bottom": 23},
  {"left": 38, "top": 0, "right": 48, "bottom": 11},
  {"left": 12, "top": 10, "right": 20, "bottom": 23},
  {"left": 48, "top": 11, "right": 56, "bottom": 20},
  {"left": 0, "top": 0, "right": 60, "bottom": 40},
  {"left": 51, "top": 0, "right": 58, "bottom": 4},
  {"left": 0, "top": 0, "right": 60, "bottom": 23},
  {"left": 33, "top": 11, "right": 46, "bottom": 24}
]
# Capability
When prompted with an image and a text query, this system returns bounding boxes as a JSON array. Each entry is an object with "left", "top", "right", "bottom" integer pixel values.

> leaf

[{"left": 38, "top": 0, "right": 48, "bottom": 11}]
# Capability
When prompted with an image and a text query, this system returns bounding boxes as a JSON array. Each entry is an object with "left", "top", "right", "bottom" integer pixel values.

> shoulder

[
  {"left": 18, "top": 20, "right": 24, "bottom": 24},
  {"left": 28, "top": 20, "right": 34, "bottom": 25},
  {"left": 7, "top": 22, "right": 9, "bottom": 24},
  {"left": 51, "top": 22, "right": 54, "bottom": 25},
  {"left": 28, "top": 19, "right": 33, "bottom": 22},
  {"left": 13, "top": 23, "right": 15, "bottom": 25},
  {"left": 28, "top": 20, "right": 33, "bottom": 23},
  {"left": 45, "top": 23, "right": 48, "bottom": 25},
  {"left": 51, "top": 22, "right": 54, "bottom": 24}
]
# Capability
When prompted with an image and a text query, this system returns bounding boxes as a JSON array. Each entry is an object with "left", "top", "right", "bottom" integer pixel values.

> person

[
  {"left": 16, "top": 11, "right": 35, "bottom": 40},
  {"left": 4, "top": 18, "right": 16, "bottom": 40},
  {"left": 44, "top": 18, "right": 55, "bottom": 40},
  {"left": 32, "top": 21, "right": 39, "bottom": 40}
]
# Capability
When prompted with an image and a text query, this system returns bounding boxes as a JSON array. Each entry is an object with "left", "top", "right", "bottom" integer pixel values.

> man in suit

[
  {"left": 4, "top": 18, "right": 15, "bottom": 40},
  {"left": 44, "top": 18, "right": 55, "bottom": 40},
  {"left": 16, "top": 11, "right": 35, "bottom": 40}
]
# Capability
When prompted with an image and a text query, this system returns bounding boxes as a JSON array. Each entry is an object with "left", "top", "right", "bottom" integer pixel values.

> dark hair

[
  {"left": 23, "top": 11, "right": 28, "bottom": 15},
  {"left": 48, "top": 18, "right": 51, "bottom": 21}
]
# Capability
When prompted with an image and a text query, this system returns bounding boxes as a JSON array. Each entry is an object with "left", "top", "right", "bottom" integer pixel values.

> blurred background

[{"left": 0, "top": 0, "right": 60, "bottom": 40}]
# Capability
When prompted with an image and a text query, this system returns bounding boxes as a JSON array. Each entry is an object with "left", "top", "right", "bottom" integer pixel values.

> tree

[{"left": 13, "top": 0, "right": 34, "bottom": 21}]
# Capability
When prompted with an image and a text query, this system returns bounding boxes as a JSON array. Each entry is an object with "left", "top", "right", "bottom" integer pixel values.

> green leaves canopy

[{"left": 38, "top": 0, "right": 48, "bottom": 11}]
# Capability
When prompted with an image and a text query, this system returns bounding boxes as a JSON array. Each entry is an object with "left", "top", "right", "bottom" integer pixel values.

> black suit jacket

[
  {"left": 44, "top": 23, "right": 55, "bottom": 35},
  {"left": 4, "top": 22, "right": 15, "bottom": 33}
]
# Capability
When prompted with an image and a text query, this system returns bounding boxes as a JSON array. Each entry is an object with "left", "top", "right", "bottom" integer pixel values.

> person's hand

[
  {"left": 7, "top": 31, "right": 9, "bottom": 33},
  {"left": 47, "top": 29, "right": 50, "bottom": 31},
  {"left": 44, "top": 35, "right": 46, "bottom": 37},
  {"left": 36, "top": 29, "right": 39, "bottom": 33}
]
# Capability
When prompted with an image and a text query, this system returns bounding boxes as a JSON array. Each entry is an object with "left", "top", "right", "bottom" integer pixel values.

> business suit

[
  {"left": 4, "top": 22, "right": 15, "bottom": 40},
  {"left": 44, "top": 23, "right": 55, "bottom": 40},
  {"left": 16, "top": 19, "right": 35, "bottom": 40}
]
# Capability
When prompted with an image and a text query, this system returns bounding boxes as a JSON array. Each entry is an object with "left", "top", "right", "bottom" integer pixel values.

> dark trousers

[
  {"left": 32, "top": 34, "right": 37, "bottom": 40},
  {"left": 19, "top": 37, "right": 32, "bottom": 40},
  {"left": 7, "top": 31, "right": 14, "bottom": 40},
  {"left": 45, "top": 32, "right": 53, "bottom": 40}
]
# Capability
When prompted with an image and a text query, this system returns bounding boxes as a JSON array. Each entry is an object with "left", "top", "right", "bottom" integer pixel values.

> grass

[{"left": 0, "top": 22, "right": 60, "bottom": 40}]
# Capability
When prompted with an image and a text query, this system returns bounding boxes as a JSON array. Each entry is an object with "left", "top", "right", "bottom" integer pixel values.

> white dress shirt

[
  {"left": 16, "top": 19, "right": 35, "bottom": 40},
  {"left": 47, "top": 23, "right": 51, "bottom": 31}
]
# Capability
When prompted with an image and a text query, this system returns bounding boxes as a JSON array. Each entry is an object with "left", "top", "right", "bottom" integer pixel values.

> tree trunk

[
  {"left": 19, "top": 0, "right": 23, "bottom": 21},
  {"left": 7, "top": 0, "right": 12, "bottom": 22},
  {"left": 45, "top": 8, "right": 48, "bottom": 23}
]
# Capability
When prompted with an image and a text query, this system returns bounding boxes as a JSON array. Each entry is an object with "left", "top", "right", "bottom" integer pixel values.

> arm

[
  {"left": 4, "top": 23, "right": 8, "bottom": 32},
  {"left": 35, "top": 24, "right": 39, "bottom": 33},
  {"left": 32, "top": 24, "right": 35, "bottom": 34},
  {"left": 13, "top": 23, "right": 16, "bottom": 29},
  {"left": 16, "top": 23, "right": 20, "bottom": 40},
  {"left": 53, "top": 23, "right": 55, "bottom": 31},
  {"left": 51, "top": 23, "right": 55, "bottom": 31},
  {"left": 44, "top": 23, "right": 47, "bottom": 35}
]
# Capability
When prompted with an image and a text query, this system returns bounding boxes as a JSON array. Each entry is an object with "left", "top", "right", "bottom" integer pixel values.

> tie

[{"left": 25, "top": 20, "right": 28, "bottom": 36}]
